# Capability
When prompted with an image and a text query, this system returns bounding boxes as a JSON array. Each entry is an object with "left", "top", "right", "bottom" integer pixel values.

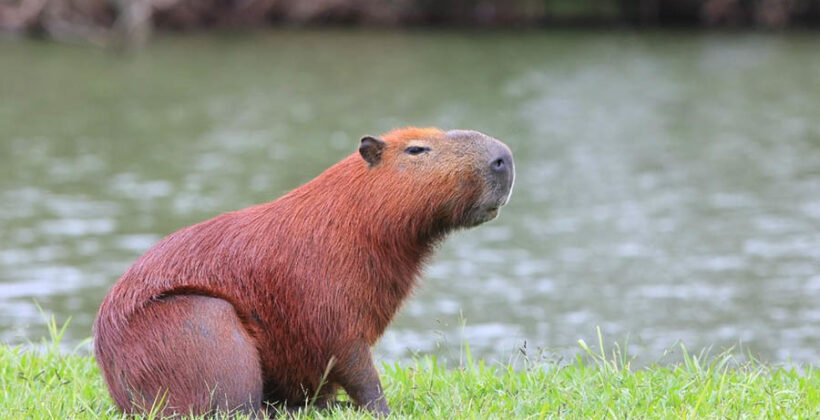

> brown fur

[{"left": 93, "top": 127, "right": 514, "bottom": 417}]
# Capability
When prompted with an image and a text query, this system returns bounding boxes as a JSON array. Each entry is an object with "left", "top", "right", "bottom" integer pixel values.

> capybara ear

[{"left": 359, "top": 136, "right": 386, "bottom": 167}]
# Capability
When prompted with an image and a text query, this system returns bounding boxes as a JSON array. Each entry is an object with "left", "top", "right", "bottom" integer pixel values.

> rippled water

[{"left": 1, "top": 31, "right": 819, "bottom": 364}]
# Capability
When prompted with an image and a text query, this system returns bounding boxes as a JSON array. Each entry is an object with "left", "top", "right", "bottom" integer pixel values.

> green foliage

[{"left": 2, "top": 325, "right": 820, "bottom": 419}]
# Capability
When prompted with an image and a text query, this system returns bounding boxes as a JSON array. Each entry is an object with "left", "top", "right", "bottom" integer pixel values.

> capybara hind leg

[{"left": 99, "top": 295, "right": 263, "bottom": 417}]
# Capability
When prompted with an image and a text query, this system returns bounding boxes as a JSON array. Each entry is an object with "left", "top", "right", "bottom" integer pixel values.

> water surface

[{"left": 1, "top": 30, "right": 819, "bottom": 364}]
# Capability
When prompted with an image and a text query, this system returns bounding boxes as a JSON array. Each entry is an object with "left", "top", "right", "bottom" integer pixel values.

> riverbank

[
  {"left": 2, "top": 326, "right": 818, "bottom": 418},
  {"left": 2, "top": 0, "right": 819, "bottom": 45}
]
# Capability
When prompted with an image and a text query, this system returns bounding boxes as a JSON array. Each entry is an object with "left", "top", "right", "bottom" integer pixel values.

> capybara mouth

[
  {"left": 463, "top": 168, "right": 513, "bottom": 227},
  {"left": 461, "top": 204, "right": 503, "bottom": 227},
  {"left": 485, "top": 207, "right": 500, "bottom": 219}
]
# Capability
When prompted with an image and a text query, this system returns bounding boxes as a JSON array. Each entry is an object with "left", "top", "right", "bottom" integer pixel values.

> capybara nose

[
  {"left": 490, "top": 150, "right": 513, "bottom": 179},
  {"left": 491, "top": 156, "right": 508, "bottom": 174}
]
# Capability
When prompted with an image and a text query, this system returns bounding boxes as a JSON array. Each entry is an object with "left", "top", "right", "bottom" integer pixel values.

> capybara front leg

[{"left": 332, "top": 342, "right": 390, "bottom": 416}]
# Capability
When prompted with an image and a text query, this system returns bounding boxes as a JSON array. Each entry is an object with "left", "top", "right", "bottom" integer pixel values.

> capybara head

[{"left": 358, "top": 127, "right": 514, "bottom": 230}]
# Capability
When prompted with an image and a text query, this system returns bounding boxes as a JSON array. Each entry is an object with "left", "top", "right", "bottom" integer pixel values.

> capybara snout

[
  {"left": 480, "top": 134, "right": 515, "bottom": 208},
  {"left": 438, "top": 129, "right": 515, "bottom": 226}
]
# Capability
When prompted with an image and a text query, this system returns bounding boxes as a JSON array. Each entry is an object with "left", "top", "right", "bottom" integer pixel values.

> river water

[{"left": 1, "top": 30, "right": 819, "bottom": 364}]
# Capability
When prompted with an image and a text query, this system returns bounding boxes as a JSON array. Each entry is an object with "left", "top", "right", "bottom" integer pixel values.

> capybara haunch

[{"left": 94, "top": 127, "right": 514, "bottom": 417}]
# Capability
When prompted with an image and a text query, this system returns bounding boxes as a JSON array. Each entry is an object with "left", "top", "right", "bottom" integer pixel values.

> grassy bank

[{"left": 2, "top": 324, "right": 820, "bottom": 419}]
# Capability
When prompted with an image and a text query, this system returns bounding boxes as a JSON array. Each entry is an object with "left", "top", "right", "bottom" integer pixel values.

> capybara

[{"left": 93, "top": 127, "right": 514, "bottom": 417}]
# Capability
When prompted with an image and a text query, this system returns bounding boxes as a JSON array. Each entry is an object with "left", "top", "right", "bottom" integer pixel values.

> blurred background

[{"left": 1, "top": 1, "right": 819, "bottom": 366}]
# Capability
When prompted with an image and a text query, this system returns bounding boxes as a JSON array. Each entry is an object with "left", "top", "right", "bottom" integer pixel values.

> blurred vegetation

[{"left": 1, "top": 0, "right": 819, "bottom": 44}]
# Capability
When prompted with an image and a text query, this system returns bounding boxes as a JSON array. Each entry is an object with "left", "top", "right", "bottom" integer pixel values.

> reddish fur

[{"left": 94, "top": 127, "right": 509, "bottom": 416}]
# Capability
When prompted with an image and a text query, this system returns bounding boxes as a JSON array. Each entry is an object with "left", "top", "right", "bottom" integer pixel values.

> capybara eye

[{"left": 405, "top": 146, "right": 430, "bottom": 155}]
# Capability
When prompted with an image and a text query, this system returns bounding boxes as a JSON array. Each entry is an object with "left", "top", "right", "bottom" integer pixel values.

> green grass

[{"left": 2, "top": 320, "right": 820, "bottom": 419}]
